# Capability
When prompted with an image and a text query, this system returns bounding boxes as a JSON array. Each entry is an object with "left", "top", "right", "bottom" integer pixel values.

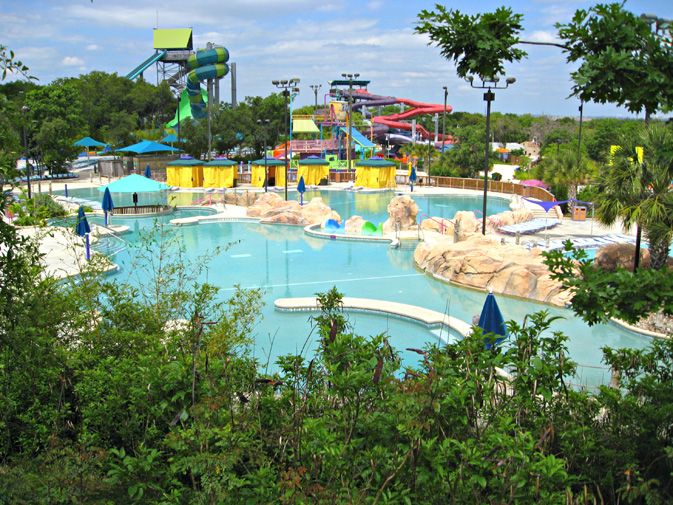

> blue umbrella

[
  {"left": 75, "top": 206, "right": 91, "bottom": 261},
  {"left": 144, "top": 164, "right": 151, "bottom": 179},
  {"left": 102, "top": 187, "right": 114, "bottom": 227},
  {"left": 410, "top": 166, "right": 417, "bottom": 192},
  {"left": 478, "top": 291, "right": 507, "bottom": 349},
  {"left": 297, "top": 175, "right": 306, "bottom": 205}
]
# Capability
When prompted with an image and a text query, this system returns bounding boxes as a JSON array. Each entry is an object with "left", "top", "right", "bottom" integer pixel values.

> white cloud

[
  {"left": 62, "top": 56, "right": 84, "bottom": 66},
  {"left": 367, "top": 0, "right": 384, "bottom": 10},
  {"left": 525, "top": 30, "right": 560, "bottom": 44},
  {"left": 86, "top": 44, "right": 103, "bottom": 51}
]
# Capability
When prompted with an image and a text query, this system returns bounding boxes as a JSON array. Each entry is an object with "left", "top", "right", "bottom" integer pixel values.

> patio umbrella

[
  {"left": 117, "top": 139, "right": 179, "bottom": 155},
  {"left": 75, "top": 206, "right": 91, "bottom": 261},
  {"left": 102, "top": 187, "right": 114, "bottom": 227},
  {"left": 144, "top": 164, "right": 151, "bottom": 178},
  {"left": 297, "top": 175, "right": 306, "bottom": 206},
  {"left": 410, "top": 166, "right": 417, "bottom": 192},
  {"left": 478, "top": 290, "right": 507, "bottom": 349}
]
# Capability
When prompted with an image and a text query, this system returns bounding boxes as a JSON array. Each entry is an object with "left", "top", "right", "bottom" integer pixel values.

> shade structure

[
  {"left": 97, "top": 173, "right": 170, "bottom": 193},
  {"left": 161, "top": 133, "right": 185, "bottom": 143},
  {"left": 251, "top": 158, "right": 285, "bottom": 188},
  {"left": 478, "top": 291, "right": 508, "bottom": 349},
  {"left": 144, "top": 164, "right": 152, "bottom": 178},
  {"left": 297, "top": 157, "right": 329, "bottom": 186},
  {"left": 203, "top": 158, "right": 237, "bottom": 188},
  {"left": 102, "top": 187, "right": 114, "bottom": 226},
  {"left": 117, "top": 139, "right": 179, "bottom": 155},
  {"left": 355, "top": 157, "right": 397, "bottom": 189},
  {"left": 75, "top": 206, "right": 91, "bottom": 261},
  {"left": 74, "top": 136, "right": 108, "bottom": 148},
  {"left": 166, "top": 158, "right": 203, "bottom": 187}
]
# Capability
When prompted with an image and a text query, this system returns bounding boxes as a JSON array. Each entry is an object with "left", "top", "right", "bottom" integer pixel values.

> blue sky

[{"left": 1, "top": 0, "right": 671, "bottom": 119}]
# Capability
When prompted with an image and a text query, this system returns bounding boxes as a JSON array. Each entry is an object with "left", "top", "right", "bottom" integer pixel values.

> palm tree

[
  {"left": 594, "top": 123, "right": 673, "bottom": 270},
  {"left": 540, "top": 149, "right": 596, "bottom": 212}
]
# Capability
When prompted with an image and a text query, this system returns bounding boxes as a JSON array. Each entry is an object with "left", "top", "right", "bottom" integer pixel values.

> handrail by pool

[{"left": 419, "top": 214, "right": 454, "bottom": 235}]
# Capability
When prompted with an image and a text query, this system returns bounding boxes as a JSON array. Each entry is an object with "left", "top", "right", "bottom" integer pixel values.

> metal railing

[{"left": 113, "top": 205, "right": 173, "bottom": 216}]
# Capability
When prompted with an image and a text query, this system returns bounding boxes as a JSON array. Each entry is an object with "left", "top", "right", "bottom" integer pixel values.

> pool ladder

[{"left": 91, "top": 224, "right": 128, "bottom": 256}]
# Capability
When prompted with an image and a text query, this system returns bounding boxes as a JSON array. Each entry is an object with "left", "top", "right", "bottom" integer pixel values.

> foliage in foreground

[{"left": 1, "top": 216, "right": 673, "bottom": 502}]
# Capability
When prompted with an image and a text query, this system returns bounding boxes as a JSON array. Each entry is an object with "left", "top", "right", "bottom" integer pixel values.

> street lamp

[
  {"left": 442, "top": 86, "right": 448, "bottom": 154},
  {"left": 272, "top": 78, "right": 300, "bottom": 200},
  {"left": 21, "top": 106, "right": 31, "bottom": 199},
  {"left": 257, "top": 119, "right": 270, "bottom": 192},
  {"left": 466, "top": 75, "right": 515, "bottom": 235},
  {"left": 309, "top": 84, "right": 322, "bottom": 114},
  {"left": 341, "top": 73, "right": 359, "bottom": 172}
]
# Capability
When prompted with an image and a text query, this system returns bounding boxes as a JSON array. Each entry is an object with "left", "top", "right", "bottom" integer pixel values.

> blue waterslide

[
  {"left": 125, "top": 50, "right": 167, "bottom": 80},
  {"left": 185, "top": 47, "right": 229, "bottom": 120}
]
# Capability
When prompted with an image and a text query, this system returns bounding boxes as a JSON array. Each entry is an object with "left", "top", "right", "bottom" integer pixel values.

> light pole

[
  {"left": 466, "top": 75, "right": 515, "bottom": 235},
  {"left": 21, "top": 106, "right": 31, "bottom": 199},
  {"left": 310, "top": 84, "right": 322, "bottom": 114},
  {"left": 272, "top": 78, "right": 300, "bottom": 200},
  {"left": 442, "top": 86, "right": 448, "bottom": 154},
  {"left": 342, "top": 73, "right": 359, "bottom": 172},
  {"left": 257, "top": 118, "right": 270, "bottom": 192}
]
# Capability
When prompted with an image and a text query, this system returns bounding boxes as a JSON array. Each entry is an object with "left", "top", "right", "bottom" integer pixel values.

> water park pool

[{"left": 54, "top": 187, "right": 653, "bottom": 387}]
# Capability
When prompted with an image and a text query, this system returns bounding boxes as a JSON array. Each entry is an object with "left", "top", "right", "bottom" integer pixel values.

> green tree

[
  {"left": 539, "top": 149, "right": 596, "bottom": 211},
  {"left": 557, "top": 3, "right": 673, "bottom": 121},
  {"left": 24, "top": 81, "right": 84, "bottom": 173},
  {"left": 594, "top": 123, "right": 673, "bottom": 270}
]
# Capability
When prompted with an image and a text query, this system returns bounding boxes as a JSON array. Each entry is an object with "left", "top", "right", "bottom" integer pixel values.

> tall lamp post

[
  {"left": 466, "top": 75, "right": 515, "bottom": 235},
  {"left": 272, "top": 78, "right": 300, "bottom": 201},
  {"left": 310, "top": 84, "right": 322, "bottom": 114},
  {"left": 21, "top": 106, "right": 31, "bottom": 199},
  {"left": 342, "top": 73, "right": 359, "bottom": 172},
  {"left": 257, "top": 118, "right": 270, "bottom": 192},
  {"left": 442, "top": 86, "right": 448, "bottom": 154}
]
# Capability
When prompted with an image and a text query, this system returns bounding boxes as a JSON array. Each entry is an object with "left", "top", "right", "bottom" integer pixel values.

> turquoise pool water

[{"left": 55, "top": 188, "right": 653, "bottom": 387}]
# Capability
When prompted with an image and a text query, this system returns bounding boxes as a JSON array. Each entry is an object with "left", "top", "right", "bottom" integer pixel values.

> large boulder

[
  {"left": 301, "top": 197, "right": 341, "bottom": 227},
  {"left": 382, "top": 195, "right": 419, "bottom": 233},
  {"left": 594, "top": 243, "right": 651, "bottom": 270},
  {"left": 247, "top": 193, "right": 339, "bottom": 226},
  {"left": 414, "top": 234, "right": 571, "bottom": 306},
  {"left": 345, "top": 215, "right": 366, "bottom": 234}
]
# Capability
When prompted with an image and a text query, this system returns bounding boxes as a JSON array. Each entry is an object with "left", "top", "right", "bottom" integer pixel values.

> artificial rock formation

[
  {"left": 381, "top": 195, "right": 419, "bottom": 233},
  {"left": 420, "top": 208, "right": 535, "bottom": 240},
  {"left": 414, "top": 234, "right": 571, "bottom": 306},
  {"left": 246, "top": 193, "right": 340, "bottom": 226},
  {"left": 344, "top": 215, "right": 366, "bottom": 234},
  {"left": 223, "top": 191, "right": 259, "bottom": 207},
  {"left": 594, "top": 243, "right": 651, "bottom": 271}
]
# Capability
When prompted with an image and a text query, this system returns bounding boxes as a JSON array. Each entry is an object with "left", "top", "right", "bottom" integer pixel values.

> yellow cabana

[
  {"left": 355, "top": 157, "right": 397, "bottom": 189},
  {"left": 166, "top": 158, "right": 203, "bottom": 188},
  {"left": 203, "top": 158, "right": 237, "bottom": 188},
  {"left": 251, "top": 158, "right": 286, "bottom": 188},
  {"left": 297, "top": 157, "right": 330, "bottom": 186}
]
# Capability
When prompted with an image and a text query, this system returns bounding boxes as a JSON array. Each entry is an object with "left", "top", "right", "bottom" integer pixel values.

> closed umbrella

[
  {"left": 75, "top": 206, "right": 91, "bottom": 261},
  {"left": 478, "top": 290, "right": 507, "bottom": 349},
  {"left": 298, "top": 175, "right": 306, "bottom": 206},
  {"left": 102, "top": 187, "right": 114, "bottom": 227},
  {"left": 410, "top": 166, "right": 417, "bottom": 192},
  {"left": 144, "top": 164, "right": 151, "bottom": 179}
]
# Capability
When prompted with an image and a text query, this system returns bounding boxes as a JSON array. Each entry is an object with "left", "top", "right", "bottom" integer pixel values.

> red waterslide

[{"left": 351, "top": 90, "right": 454, "bottom": 143}]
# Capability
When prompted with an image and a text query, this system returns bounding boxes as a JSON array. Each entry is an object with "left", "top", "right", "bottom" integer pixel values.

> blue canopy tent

[
  {"left": 478, "top": 291, "right": 508, "bottom": 349},
  {"left": 117, "top": 140, "right": 179, "bottom": 155},
  {"left": 74, "top": 137, "right": 108, "bottom": 160},
  {"left": 97, "top": 173, "right": 170, "bottom": 193}
]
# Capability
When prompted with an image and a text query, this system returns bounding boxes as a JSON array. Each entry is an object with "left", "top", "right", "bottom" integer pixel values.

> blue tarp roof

[{"left": 339, "top": 127, "right": 375, "bottom": 148}]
